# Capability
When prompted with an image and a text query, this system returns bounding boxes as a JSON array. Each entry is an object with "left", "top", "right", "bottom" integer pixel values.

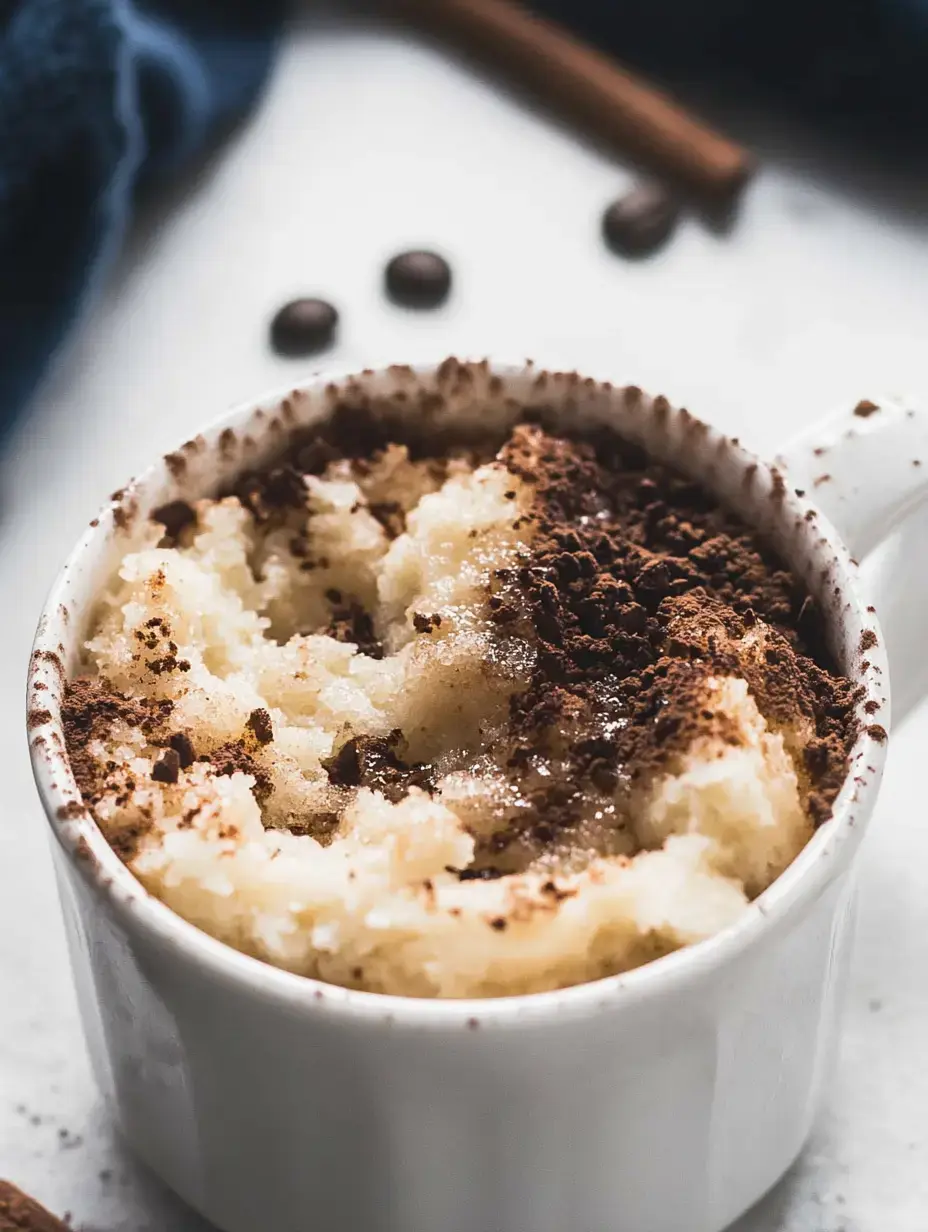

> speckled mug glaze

[{"left": 27, "top": 361, "right": 928, "bottom": 1232}]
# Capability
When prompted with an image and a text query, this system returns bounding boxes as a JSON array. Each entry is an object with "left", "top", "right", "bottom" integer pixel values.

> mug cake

[{"left": 62, "top": 390, "right": 859, "bottom": 998}]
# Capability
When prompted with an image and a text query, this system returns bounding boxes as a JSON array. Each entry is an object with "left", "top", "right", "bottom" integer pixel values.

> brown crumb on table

[
  {"left": 0, "top": 1180, "right": 70, "bottom": 1231},
  {"left": 853, "top": 399, "right": 880, "bottom": 418}
]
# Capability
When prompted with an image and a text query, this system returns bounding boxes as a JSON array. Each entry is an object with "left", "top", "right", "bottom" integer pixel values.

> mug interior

[{"left": 27, "top": 358, "right": 890, "bottom": 1019}]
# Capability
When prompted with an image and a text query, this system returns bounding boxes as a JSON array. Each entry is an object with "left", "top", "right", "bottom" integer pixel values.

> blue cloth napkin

[
  {"left": 2, "top": 0, "right": 927, "bottom": 438},
  {"left": 0, "top": 0, "right": 284, "bottom": 434}
]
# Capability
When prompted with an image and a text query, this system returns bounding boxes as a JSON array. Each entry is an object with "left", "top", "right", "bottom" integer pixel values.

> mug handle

[{"left": 776, "top": 396, "right": 928, "bottom": 725}]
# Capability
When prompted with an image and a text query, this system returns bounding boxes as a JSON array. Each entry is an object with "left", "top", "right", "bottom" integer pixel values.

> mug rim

[{"left": 27, "top": 357, "right": 890, "bottom": 1027}]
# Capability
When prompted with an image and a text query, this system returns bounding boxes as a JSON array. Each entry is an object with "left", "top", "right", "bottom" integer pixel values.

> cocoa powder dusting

[
  {"left": 491, "top": 424, "right": 859, "bottom": 844},
  {"left": 199, "top": 741, "right": 273, "bottom": 802},
  {"left": 65, "top": 403, "right": 860, "bottom": 872},
  {"left": 61, "top": 677, "right": 174, "bottom": 859},
  {"left": 169, "top": 731, "right": 196, "bottom": 768},
  {"left": 325, "top": 596, "right": 383, "bottom": 658},
  {"left": 61, "top": 678, "right": 275, "bottom": 853},
  {"left": 222, "top": 402, "right": 489, "bottom": 524}
]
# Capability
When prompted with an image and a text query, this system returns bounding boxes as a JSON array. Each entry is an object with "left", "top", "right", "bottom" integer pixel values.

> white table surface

[{"left": 2, "top": 9, "right": 927, "bottom": 1230}]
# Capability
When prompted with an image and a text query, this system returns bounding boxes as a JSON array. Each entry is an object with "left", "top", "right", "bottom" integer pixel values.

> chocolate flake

[
  {"left": 169, "top": 731, "right": 196, "bottom": 768},
  {"left": 412, "top": 612, "right": 442, "bottom": 634},
  {"left": 201, "top": 741, "right": 273, "bottom": 802},
  {"left": 152, "top": 500, "right": 197, "bottom": 544},
  {"left": 152, "top": 748, "right": 180, "bottom": 785},
  {"left": 246, "top": 708, "right": 274, "bottom": 745},
  {"left": 324, "top": 731, "right": 434, "bottom": 803}
]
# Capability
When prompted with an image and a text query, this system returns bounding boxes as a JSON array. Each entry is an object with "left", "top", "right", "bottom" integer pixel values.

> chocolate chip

[
  {"left": 270, "top": 299, "right": 338, "bottom": 357},
  {"left": 384, "top": 251, "right": 452, "bottom": 308},
  {"left": 152, "top": 500, "right": 197, "bottom": 543},
  {"left": 602, "top": 185, "right": 680, "bottom": 257},
  {"left": 152, "top": 748, "right": 180, "bottom": 785}
]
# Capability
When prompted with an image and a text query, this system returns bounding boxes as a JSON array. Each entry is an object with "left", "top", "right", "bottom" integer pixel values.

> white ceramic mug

[{"left": 27, "top": 360, "right": 928, "bottom": 1232}]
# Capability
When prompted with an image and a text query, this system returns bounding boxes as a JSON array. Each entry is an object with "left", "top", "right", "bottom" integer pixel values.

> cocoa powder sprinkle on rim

[{"left": 412, "top": 612, "right": 443, "bottom": 634}]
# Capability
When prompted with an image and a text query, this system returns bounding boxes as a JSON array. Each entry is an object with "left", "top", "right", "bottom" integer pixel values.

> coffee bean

[
  {"left": 270, "top": 298, "right": 338, "bottom": 357},
  {"left": 602, "top": 185, "right": 680, "bottom": 257},
  {"left": 385, "top": 251, "right": 452, "bottom": 308}
]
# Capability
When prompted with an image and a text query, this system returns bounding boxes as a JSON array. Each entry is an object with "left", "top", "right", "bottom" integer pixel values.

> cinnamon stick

[{"left": 391, "top": 0, "right": 753, "bottom": 200}]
